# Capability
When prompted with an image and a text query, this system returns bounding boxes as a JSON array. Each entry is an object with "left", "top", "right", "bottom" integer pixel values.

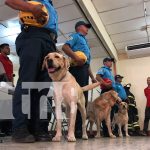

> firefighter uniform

[{"left": 124, "top": 84, "right": 140, "bottom": 135}]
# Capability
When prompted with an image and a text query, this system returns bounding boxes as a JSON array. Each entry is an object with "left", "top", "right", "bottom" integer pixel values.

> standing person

[
  {"left": 115, "top": 75, "right": 127, "bottom": 102},
  {"left": 96, "top": 57, "right": 115, "bottom": 93},
  {"left": 142, "top": 77, "right": 150, "bottom": 136},
  {"left": 5, "top": 0, "right": 58, "bottom": 143},
  {"left": 0, "top": 43, "right": 13, "bottom": 84},
  {"left": 0, "top": 43, "right": 13, "bottom": 136},
  {"left": 96, "top": 57, "right": 116, "bottom": 137},
  {"left": 62, "top": 21, "right": 96, "bottom": 138},
  {"left": 124, "top": 84, "right": 141, "bottom": 136}
]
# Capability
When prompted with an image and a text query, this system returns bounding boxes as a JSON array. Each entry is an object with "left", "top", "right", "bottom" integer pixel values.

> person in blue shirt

[
  {"left": 96, "top": 57, "right": 117, "bottom": 137},
  {"left": 5, "top": 0, "right": 58, "bottom": 143},
  {"left": 62, "top": 21, "right": 96, "bottom": 138},
  {"left": 115, "top": 75, "right": 127, "bottom": 101},
  {"left": 96, "top": 57, "right": 115, "bottom": 94}
]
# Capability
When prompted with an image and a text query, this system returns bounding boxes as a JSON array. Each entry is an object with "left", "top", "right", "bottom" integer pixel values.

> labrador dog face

[
  {"left": 118, "top": 102, "right": 128, "bottom": 114},
  {"left": 42, "top": 52, "right": 69, "bottom": 73}
]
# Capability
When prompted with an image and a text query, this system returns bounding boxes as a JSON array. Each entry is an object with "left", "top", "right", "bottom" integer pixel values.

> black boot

[
  {"left": 34, "top": 131, "right": 52, "bottom": 142},
  {"left": 12, "top": 127, "right": 35, "bottom": 143}
]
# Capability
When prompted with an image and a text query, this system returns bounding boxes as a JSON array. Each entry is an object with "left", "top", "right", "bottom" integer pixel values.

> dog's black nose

[{"left": 47, "top": 59, "right": 53, "bottom": 68}]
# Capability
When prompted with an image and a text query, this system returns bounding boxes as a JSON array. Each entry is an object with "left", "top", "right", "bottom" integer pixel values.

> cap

[
  {"left": 103, "top": 57, "right": 114, "bottom": 63},
  {"left": 75, "top": 21, "right": 91, "bottom": 30},
  {"left": 115, "top": 75, "right": 124, "bottom": 80}
]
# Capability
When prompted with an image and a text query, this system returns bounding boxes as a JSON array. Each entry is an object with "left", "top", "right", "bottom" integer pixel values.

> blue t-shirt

[
  {"left": 97, "top": 66, "right": 116, "bottom": 89},
  {"left": 32, "top": 0, "right": 58, "bottom": 33},
  {"left": 65, "top": 32, "right": 91, "bottom": 64},
  {"left": 115, "top": 82, "right": 127, "bottom": 101}
]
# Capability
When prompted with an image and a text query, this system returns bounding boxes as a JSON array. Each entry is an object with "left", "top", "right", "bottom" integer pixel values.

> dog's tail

[{"left": 82, "top": 82, "right": 101, "bottom": 92}]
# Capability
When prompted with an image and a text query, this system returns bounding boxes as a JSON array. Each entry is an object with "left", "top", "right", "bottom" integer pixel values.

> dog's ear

[
  {"left": 109, "top": 90, "right": 122, "bottom": 103},
  {"left": 110, "top": 90, "right": 118, "bottom": 99},
  {"left": 125, "top": 102, "right": 128, "bottom": 109},
  {"left": 42, "top": 56, "right": 48, "bottom": 70},
  {"left": 63, "top": 57, "right": 70, "bottom": 70}
]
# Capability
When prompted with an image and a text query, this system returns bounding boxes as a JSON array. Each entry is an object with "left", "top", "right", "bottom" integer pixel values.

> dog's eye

[{"left": 55, "top": 55, "right": 60, "bottom": 58}]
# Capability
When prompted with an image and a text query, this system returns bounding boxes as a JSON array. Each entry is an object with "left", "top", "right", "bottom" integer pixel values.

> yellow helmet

[
  {"left": 19, "top": 1, "right": 49, "bottom": 27},
  {"left": 70, "top": 51, "right": 87, "bottom": 66}
]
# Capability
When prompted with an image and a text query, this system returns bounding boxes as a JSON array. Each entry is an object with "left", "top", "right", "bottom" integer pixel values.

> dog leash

[{"left": 90, "top": 89, "right": 93, "bottom": 102}]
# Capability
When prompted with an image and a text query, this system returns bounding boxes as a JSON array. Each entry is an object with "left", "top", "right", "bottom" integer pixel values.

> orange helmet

[
  {"left": 19, "top": 1, "right": 49, "bottom": 27},
  {"left": 70, "top": 51, "right": 87, "bottom": 66}
]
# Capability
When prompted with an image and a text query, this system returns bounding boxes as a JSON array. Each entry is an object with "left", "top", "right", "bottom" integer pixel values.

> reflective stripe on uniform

[
  {"left": 128, "top": 95, "right": 134, "bottom": 99},
  {"left": 128, "top": 104, "right": 136, "bottom": 107}
]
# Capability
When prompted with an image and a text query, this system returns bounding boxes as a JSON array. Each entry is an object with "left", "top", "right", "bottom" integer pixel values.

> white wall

[{"left": 117, "top": 56, "right": 150, "bottom": 130}]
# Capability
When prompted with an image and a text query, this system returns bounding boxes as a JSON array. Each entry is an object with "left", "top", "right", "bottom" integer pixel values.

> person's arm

[
  {"left": 0, "top": 62, "right": 5, "bottom": 75},
  {"left": 96, "top": 74, "right": 112, "bottom": 88},
  {"left": 88, "top": 65, "right": 97, "bottom": 83},
  {"left": 0, "top": 62, "right": 9, "bottom": 82},
  {"left": 5, "top": 0, "right": 47, "bottom": 24},
  {"left": 62, "top": 44, "right": 85, "bottom": 66}
]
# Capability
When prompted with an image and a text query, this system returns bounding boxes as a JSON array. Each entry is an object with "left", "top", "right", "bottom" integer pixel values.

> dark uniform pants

[
  {"left": 69, "top": 64, "right": 89, "bottom": 132},
  {"left": 13, "top": 27, "right": 56, "bottom": 134},
  {"left": 143, "top": 107, "right": 150, "bottom": 132}
]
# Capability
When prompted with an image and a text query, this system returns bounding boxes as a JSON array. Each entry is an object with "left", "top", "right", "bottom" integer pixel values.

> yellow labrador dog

[
  {"left": 112, "top": 102, "right": 129, "bottom": 137},
  {"left": 87, "top": 90, "right": 121, "bottom": 138},
  {"left": 42, "top": 52, "right": 100, "bottom": 142}
]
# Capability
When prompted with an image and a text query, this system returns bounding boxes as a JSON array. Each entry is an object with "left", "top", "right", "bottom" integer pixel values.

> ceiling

[
  {"left": 92, "top": 0, "right": 150, "bottom": 54},
  {"left": 1, "top": 0, "right": 150, "bottom": 68},
  {"left": 0, "top": 0, "right": 108, "bottom": 71}
]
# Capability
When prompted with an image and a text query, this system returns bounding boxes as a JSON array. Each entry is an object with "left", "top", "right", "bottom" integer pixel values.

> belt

[
  {"left": 70, "top": 63, "right": 89, "bottom": 68},
  {"left": 21, "top": 25, "right": 57, "bottom": 42}
]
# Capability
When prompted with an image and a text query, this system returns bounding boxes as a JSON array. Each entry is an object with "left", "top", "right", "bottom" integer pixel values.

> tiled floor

[{"left": 0, "top": 136, "right": 150, "bottom": 150}]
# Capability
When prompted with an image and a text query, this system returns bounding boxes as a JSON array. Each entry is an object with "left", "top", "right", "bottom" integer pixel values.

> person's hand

[
  {"left": 31, "top": 4, "right": 48, "bottom": 25},
  {"left": 74, "top": 56, "right": 85, "bottom": 66},
  {"left": 91, "top": 78, "right": 97, "bottom": 83}
]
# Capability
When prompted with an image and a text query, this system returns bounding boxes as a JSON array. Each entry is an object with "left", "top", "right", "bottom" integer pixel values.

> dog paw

[
  {"left": 52, "top": 136, "right": 62, "bottom": 142},
  {"left": 126, "top": 134, "right": 130, "bottom": 137},
  {"left": 67, "top": 136, "right": 76, "bottom": 142},
  {"left": 82, "top": 134, "right": 88, "bottom": 140},
  {"left": 110, "top": 134, "right": 116, "bottom": 138},
  {"left": 119, "top": 134, "right": 123, "bottom": 137}
]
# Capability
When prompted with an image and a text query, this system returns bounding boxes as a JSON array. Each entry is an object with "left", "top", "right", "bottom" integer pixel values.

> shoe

[
  {"left": 34, "top": 132, "right": 52, "bottom": 142},
  {"left": 102, "top": 131, "right": 109, "bottom": 137},
  {"left": 75, "top": 130, "right": 82, "bottom": 139},
  {"left": 88, "top": 134, "right": 95, "bottom": 138},
  {"left": 0, "top": 132, "right": 5, "bottom": 137},
  {"left": 140, "top": 131, "right": 147, "bottom": 136},
  {"left": 103, "top": 134, "right": 109, "bottom": 137},
  {"left": 12, "top": 127, "right": 35, "bottom": 143}
]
